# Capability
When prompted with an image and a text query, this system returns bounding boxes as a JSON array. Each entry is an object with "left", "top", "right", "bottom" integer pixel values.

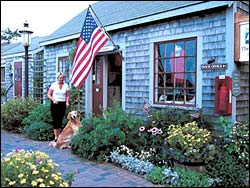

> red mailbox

[{"left": 215, "top": 76, "right": 232, "bottom": 116}]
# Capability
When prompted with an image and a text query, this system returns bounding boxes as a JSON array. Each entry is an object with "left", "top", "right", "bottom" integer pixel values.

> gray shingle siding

[{"left": 116, "top": 9, "right": 228, "bottom": 115}]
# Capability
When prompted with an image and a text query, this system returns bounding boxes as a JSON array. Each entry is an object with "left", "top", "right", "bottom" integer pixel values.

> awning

[{"left": 98, "top": 45, "right": 120, "bottom": 55}]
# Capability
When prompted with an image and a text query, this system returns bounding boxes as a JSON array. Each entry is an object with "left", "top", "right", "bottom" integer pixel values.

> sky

[{"left": 1, "top": 1, "right": 98, "bottom": 39}]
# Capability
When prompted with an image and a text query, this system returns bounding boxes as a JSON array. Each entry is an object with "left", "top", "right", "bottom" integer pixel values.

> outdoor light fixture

[{"left": 19, "top": 21, "right": 33, "bottom": 98}]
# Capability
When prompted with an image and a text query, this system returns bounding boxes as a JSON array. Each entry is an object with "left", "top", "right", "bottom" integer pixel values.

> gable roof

[
  {"left": 40, "top": 1, "right": 232, "bottom": 46},
  {"left": 1, "top": 36, "right": 46, "bottom": 58}
]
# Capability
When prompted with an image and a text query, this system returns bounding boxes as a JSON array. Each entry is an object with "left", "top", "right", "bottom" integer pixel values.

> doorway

[
  {"left": 14, "top": 61, "right": 22, "bottom": 97},
  {"left": 92, "top": 52, "right": 122, "bottom": 116}
]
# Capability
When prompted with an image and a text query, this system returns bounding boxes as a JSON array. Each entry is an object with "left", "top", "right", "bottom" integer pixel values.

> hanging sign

[
  {"left": 201, "top": 63, "right": 227, "bottom": 70},
  {"left": 232, "top": 70, "right": 241, "bottom": 96},
  {"left": 239, "top": 21, "right": 249, "bottom": 62}
]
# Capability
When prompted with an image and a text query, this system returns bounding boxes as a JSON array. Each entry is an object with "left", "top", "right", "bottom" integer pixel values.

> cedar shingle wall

[{"left": 236, "top": 62, "right": 249, "bottom": 122}]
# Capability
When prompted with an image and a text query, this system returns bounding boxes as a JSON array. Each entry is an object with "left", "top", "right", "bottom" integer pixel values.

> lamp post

[{"left": 19, "top": 21, "right": 33, "bottom": 98}]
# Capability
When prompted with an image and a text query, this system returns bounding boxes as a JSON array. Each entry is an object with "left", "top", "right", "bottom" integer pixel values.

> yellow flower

[
  {"left": 37, "top": 178, "right": 43, "bottom": 183},
  {"left": 31, "top": 181, "right": 38, "bottom": 186},
  {"left": 9, "top": 181, "right": 16, "bottom": 186},
  {"left": 20, "top": 179, "right": 26, "bottom": 184},
  {"left": 54, "top": 175, "right": 59, "bottom": 180},
  {"left": 49, "top": 180, "right": 54, "bottom": 185},
  {"left": 18, "top": 173, "right": 24, "bottom": 178},
  {"left": 39, "top": 183, "right": 46, "bottom": 187},
  {"left": 63, "top": 182, "right": 69, "bottom": 187},
  {"left": 32, "top": 170, "right": 39, "bottom": 174}
]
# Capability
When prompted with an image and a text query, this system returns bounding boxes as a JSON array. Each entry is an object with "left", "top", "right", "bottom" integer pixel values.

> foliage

[
  {"left": 63, "top": 169, "right": 80, "bottom": 186},
  {"left": 226, "top": 117, "right": 249, "bottom": 169},
  {"left": 1, "top": 87, "right": 6, "bottom": 96},
  {"left": 162, "top": 168, "right": 179, "bottom": 185},
  {"left": 166, "top": 121, "right": 212, "bottom": 162},
  {"left": 71, "top": 115, "right": 126, "bottom": 161},
  {"left": 1, "top": 97, "right": 40, "bottom": 133},
  {"left": 145, "top": 166, "right": 164, "bottom": 184},
  {"left": 147, "top": 107, "right": 211, "bottom": 129},
  {"left": 23, "top": 122, "right": 54, "bottom": 141},
  {"left": 22, "top": 103, "right": 52, "bottom": 128},
  {"left": 109, "top": 151, "right": 154, "bottom": 175},
  {"left": 215, "top": 116, "right": 233, "bottom": 139},
  {"left": 136, "top": 123, "right": 170, "bottom": 167},
  {"left": 68, "top": 87, "right": 83, "bottom": 113},
  {"left": 1, "top": 28, "right": 21, "bottom": 44},
  {"left": 68, "top": 40, "right": 77, "bottom": 65},
  {"left": 1, "top": 148, "right": 75, "bottom": 187},
  {"left": 71, "top": 103, "right": 144, "bottom": 161},
  {"left": 172, "top": 167, "right": 210, "bottom": 187},
  {"left": 205, "top": 150, "right": 248, "bottom": 187}
]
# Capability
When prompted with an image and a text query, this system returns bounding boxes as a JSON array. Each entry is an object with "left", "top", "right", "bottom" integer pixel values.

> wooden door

[
  {"left": 14, "top": 61, "right": 22, "bottom": 97},
  {"left": 92, "top": 56, "right": 104, "bottom": 116}
]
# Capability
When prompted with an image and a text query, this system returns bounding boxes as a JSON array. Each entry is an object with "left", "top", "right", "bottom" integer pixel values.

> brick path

[{"left": 1, "top": 129, "right": 162, "bottom": 187}]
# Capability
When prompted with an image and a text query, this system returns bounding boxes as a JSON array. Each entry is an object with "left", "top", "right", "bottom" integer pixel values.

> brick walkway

[{"left": 1, "top": 129, "right": 162, "bottom": 187}]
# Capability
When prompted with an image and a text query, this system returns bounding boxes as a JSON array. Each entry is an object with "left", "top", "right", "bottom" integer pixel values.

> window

[
  {"left": 1, "top": 67, "right": 5, "bottom": 83},
  {"left": 58, "top": 56, "right": 70, "bottom": 83},
  {"left": 154, "top": 38, "right": 197, "bottom": 106}
]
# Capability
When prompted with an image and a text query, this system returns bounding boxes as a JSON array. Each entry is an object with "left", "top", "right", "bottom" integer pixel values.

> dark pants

[{"left": 50, "top": 101, "right": 66, "bottom": 129}]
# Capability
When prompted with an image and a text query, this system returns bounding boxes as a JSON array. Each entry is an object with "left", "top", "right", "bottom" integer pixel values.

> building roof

[
  {"left": 1, "top": 36, "right": 46, "bottom": 57},
  {"left": 40, "top": 1, "right": 232, "bottom": 46}
]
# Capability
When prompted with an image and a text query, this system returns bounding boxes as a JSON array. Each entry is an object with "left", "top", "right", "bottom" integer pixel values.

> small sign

[
  {"left": 239, "top": 21, "right": 249, "bottom": 62},
  {"left": 201, "top": 63, "right": 227, "bottom": 70},
  {"left": 232, "top": 70, "right": 241, "bottom": 96}
]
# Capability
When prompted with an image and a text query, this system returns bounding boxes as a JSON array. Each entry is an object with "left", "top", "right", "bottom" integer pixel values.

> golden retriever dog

[{"left": 49, "top": 111, "right": 82, "bottom": 149}]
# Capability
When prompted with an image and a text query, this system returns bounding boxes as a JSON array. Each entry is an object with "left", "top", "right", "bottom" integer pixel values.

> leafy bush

[
  {"left": 71, "top": 116, "right": 126, "bottom": 161},
  {"left": 1, "top": 148, "right": 74, "bottom": 187},
  {"left": 205, "top": 151, "right": 248, "bottom": 187},
  {"left": 1, "top": 97, "right": 39, "bottom": 133},
  {"left": 146, "top": 166, "right": 164, "bottom": 184},
  {"left": 23, "top": 122, "right": 54, "bottom": 141},
  {"left": 172, "top": 167, "right": 210, "bottom": 187},
  {"left": 166, "top": 121, "right": 212, "bottom": 162},
  {"left": 226, "top": 117, "right": 249, "bottom": 169},
  {"left": 22, "top": 103, "right": 52, "bottom": 128},
  {"left": 71, "top": 103, "right": 144, "bottom": 161},
  {"left": 147, "top": 107, "right": 211, "bottom": 129}
]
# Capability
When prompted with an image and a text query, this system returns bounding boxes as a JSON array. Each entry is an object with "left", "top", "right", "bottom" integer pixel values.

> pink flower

[{"left": 139, "top": 126, "right": 145, "bottom": 132}]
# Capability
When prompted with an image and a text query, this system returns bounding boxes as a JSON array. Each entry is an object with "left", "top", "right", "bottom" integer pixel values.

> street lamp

[{"left": 19, "top": 21, "right": 33, "bottom": 98}]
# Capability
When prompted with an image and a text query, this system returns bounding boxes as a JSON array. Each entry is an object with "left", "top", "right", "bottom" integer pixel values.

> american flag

[{"left": 70, "top": 8, "right": 108, "bottom": 89}]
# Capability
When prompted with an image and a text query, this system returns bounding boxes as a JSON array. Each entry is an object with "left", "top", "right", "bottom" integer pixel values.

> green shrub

[
  {"left": 71, "top": 116, "right": 126, "bottom": 161},
  {"left": 173, "top": 167, "right": 210, "bottom": 187},
  {"left": 149, "top": 107, "right": 211, "bottom": 129},
  {"left": 1, "top": 97, "right": 39, "bottom": 133},
  {"left": 22, "top": 103, "right": 52, "bottom": 128},
  {"left": 146, "top": 166, "right": 164, "bottom": 184},
  {"left": 23, "top": 122, "right": 54, "bottom": 141},
  {"left": 71, "top": 103, "right": 144, "bottom": 161},
  {"left": 206, "top": 151, "right": 248, "bottom": 187},
  {"left": 226, "top": 117, "right": 249, "bottom": 169}
]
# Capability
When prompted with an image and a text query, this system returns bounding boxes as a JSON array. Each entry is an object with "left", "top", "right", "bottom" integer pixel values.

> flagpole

[{"left": 88, "top": 5, "right": 122, "bottom": 57}]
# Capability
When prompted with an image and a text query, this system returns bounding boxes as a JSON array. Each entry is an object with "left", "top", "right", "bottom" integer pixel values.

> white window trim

[{"left": 149, "top": 31, "right": 202, "bottom": 110}]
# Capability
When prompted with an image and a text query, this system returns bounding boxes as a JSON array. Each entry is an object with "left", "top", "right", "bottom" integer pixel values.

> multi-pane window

[
  {"left": 1, "top": 67, "right": 5, "bottom": 83},
  {"left": 58, "top": 56, "right": 70, "bottom": 83},
  {"left": 154, "top": 38, "right": 197, "bottom": 106}
]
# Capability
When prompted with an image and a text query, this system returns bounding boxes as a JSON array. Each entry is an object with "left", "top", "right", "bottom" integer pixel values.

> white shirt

[{"left": 50, "top": 82, "right": 70, "bottom": 102}]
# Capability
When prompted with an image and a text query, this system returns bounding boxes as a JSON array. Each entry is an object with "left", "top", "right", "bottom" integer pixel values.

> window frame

[
  {"left": 153, "top": 37, "right": 197, "bottom": 107},
  {"left": 56, "top": 55, "right": 70, "bottom": 84}
]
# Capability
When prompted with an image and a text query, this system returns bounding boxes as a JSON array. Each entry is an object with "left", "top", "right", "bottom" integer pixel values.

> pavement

[{"left": 1, "top": 129, "right": 161, "bottom": 187}]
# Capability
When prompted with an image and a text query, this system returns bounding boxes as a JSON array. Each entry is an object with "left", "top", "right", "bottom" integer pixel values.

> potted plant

[{"left": 166, "top": 121, "right": 213, "bottom": 172}]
